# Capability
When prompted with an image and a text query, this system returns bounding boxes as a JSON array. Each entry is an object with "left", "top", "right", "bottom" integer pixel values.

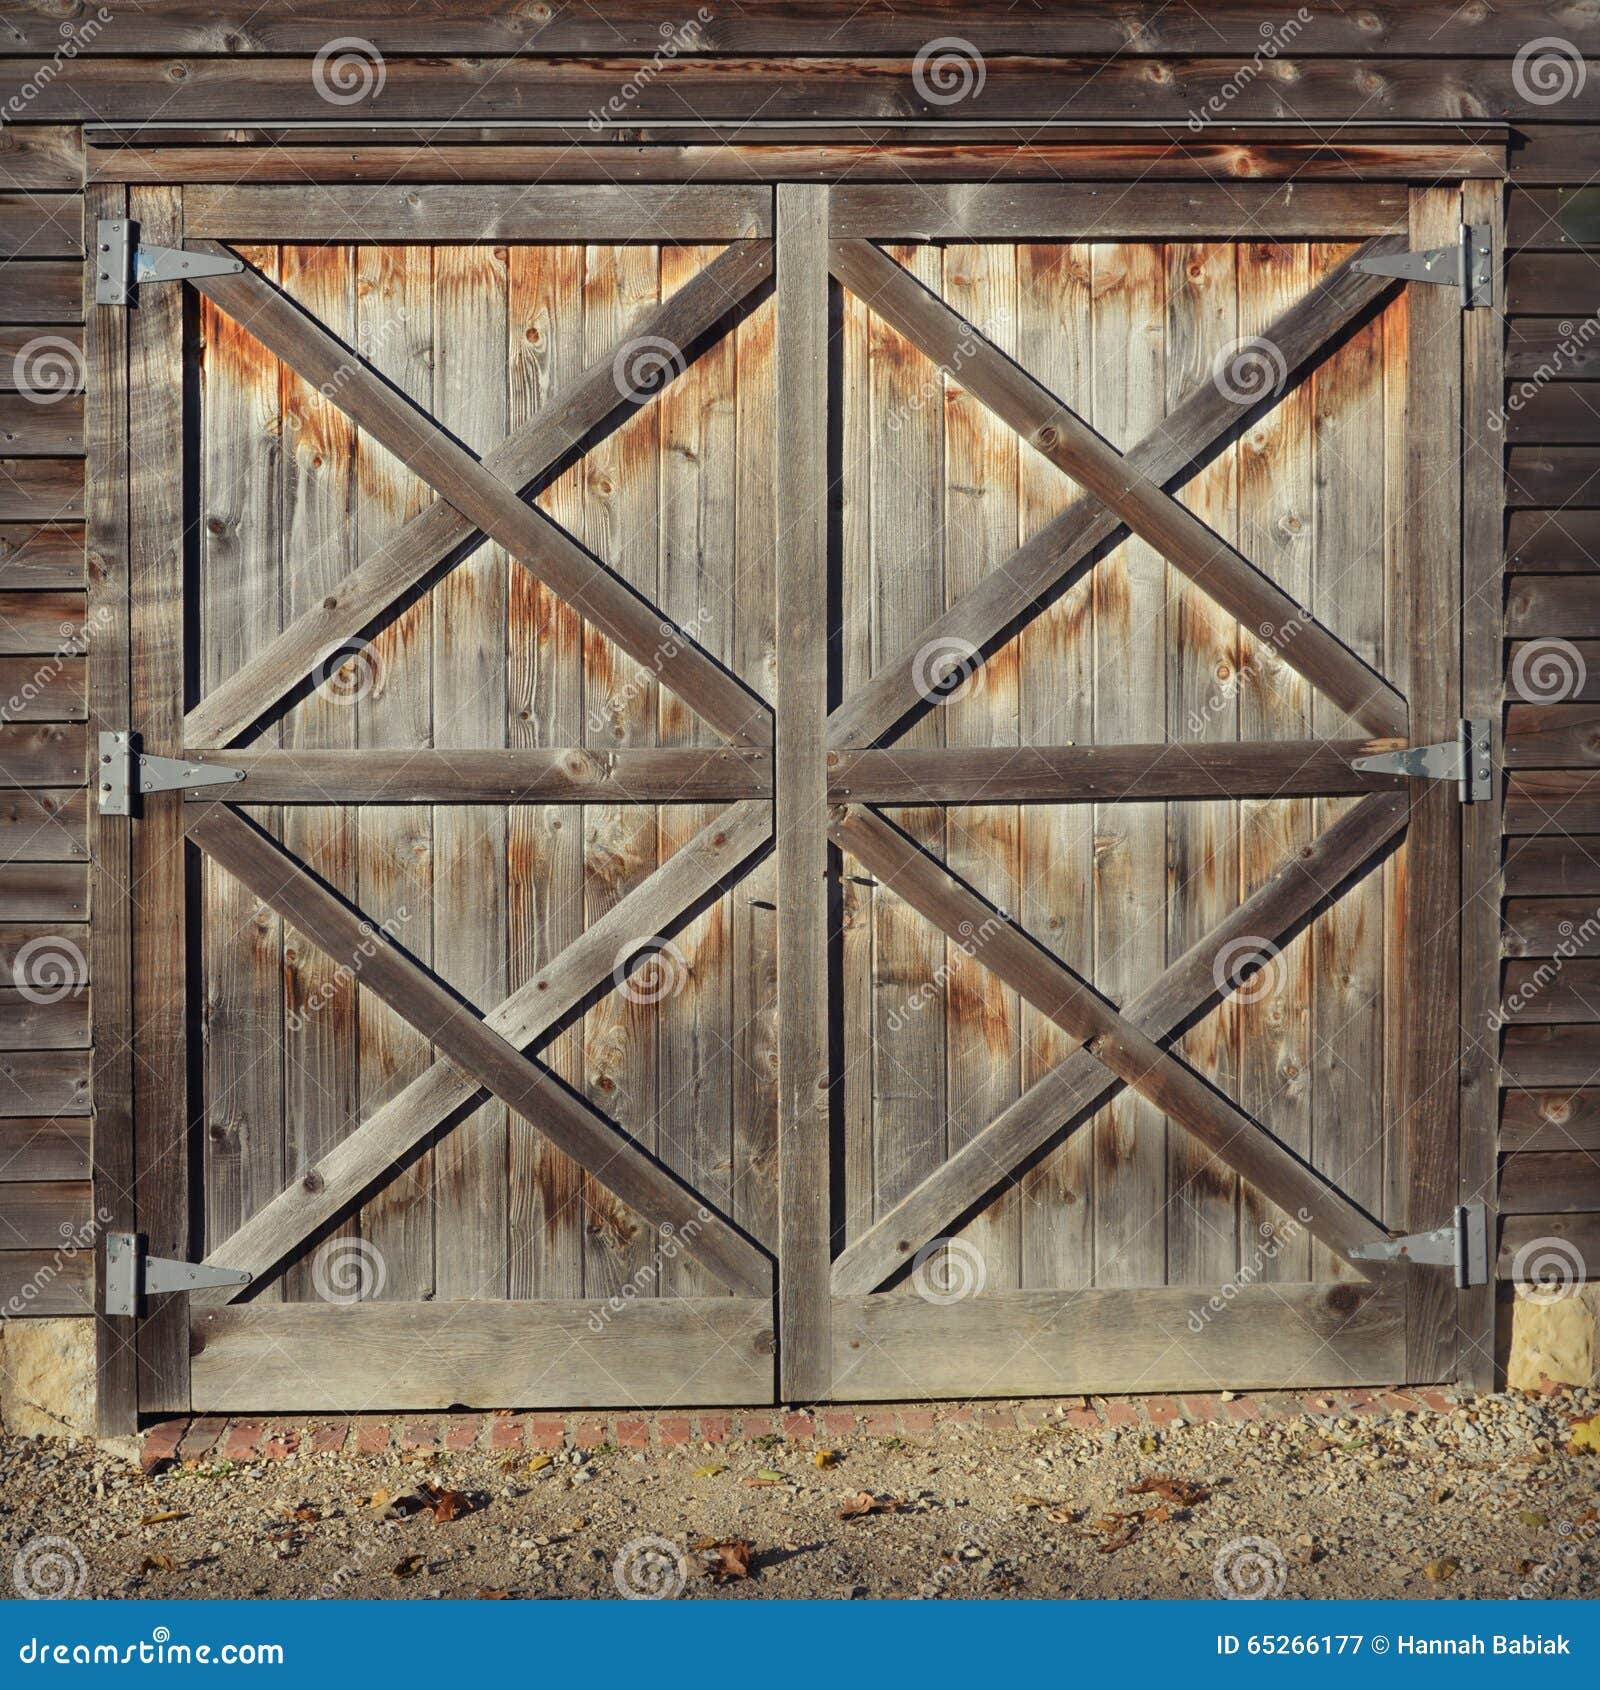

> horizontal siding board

[
  {"left": 0, "top": 333, "right": 84, "bottom": 395},
  {"left": 1507, "top": 320, "right": 1600, "bottom": 383},
  {"left": 0, "top": 590, "right": 84, "bottom": 653},
  {"left": 0, "top": 991, "right": 89, "bottom": 1051},
  {"left": 1504, "top": 835, "right": 1600, "bottom": 893},
  {"left": 0, "top": 924, "right": 87, "bottom": 980},
  {"left": 0, "top": 196, "right": 83, "bottom": 259},
  {"left": 1505, "top": 252, "right": 1600, "bottom": 315},
  {"left": 1501, "top": 1024, "right": 1600, "bottom": 1087},
  {"left": 1500, "top": 958, "right": 1600, "bottom": 1022},
  {"left": 0, "top": 397, "right": 84, "bottom": 457},
  {"left": 0, "top": 1178, "right": 91, "bottom": 1246},
  {"left": 1507, "top": 576, "right": 1600, "bottom": 636},
  {"left": 0, "top": 1049, "right": 89, "bottom": 1117},
  {"left": 0, "top": 1248, "right": 92, "bottom": 1315},
  {"left": 0, "top": 527, "right": 84, "bottom": 589},
  {"left": 1503, "top": 382, "right": 1600, "bottom": 445},
  {"left": 1499, "top": 1151, "right": 1600, "bottom": 1213},
  {"left": 1505, "top": 704, "right": 1600, "bottom": 767},
  {"left": 0, "top": 129, "right": 83, "bottom": 192},
  {"left": 1502, "top": 1089, "right": 1600, "bottom": 1152},
  {"left": 0, "top": 790, "right": 89, "bottom": 862},
  {"left": 1507, "top": 449, "right": 1600, "bottom": 509},
  {"left": 0, "top": 1118, "right": 90, "bottom": 1182},
  {"left": 1508, "top": 511, "right": 1600, "bottom": 573},
  {"left": 0, "top": 460, "right": 84, "bottom": 522},
  {"left": 1499, "top": 1210, "right": 1600, "bottom": 1277},
  {"left": 0, "top": 862, "right": 88, "bottom": 920},
  {"left": 0, "top": 265, "right": 83, "bottom": 327},
  {"left": 0, "top": 725, "right": 86, "bottom": 788},
  {"left": 0, "top": 657, "right": 86, "bottom": 720}
]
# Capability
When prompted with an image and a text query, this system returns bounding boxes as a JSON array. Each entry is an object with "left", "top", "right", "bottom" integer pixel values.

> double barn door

[{"left": 92, "top": 172, "right": 1489, "bottom": 1414}]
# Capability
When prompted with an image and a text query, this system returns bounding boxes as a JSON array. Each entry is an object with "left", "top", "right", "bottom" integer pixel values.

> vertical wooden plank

[
  {"left": 277, "top": 243, "right": 357, "bottom": 1304},
  {"left": 869, "top": 242, "right": 946, "bottom": 1242},
  {"left": 1235, "top": 241, "right": 1315, "bottom": 1283},
  {"left": 775, "top": 184, "right": 830, "bottom": 1398},
  {"left": 85, "top": 180, "right": 136, "bottom": 1434},
  {"left": 1016, "top": 242, "right": 1094, "bottom": 1292},
  {"left": 1402, "top": 186, "right": 1464, "bottom": 1382},
  {"left": 431, "top": 243, "right": 509, "bottom": 1301},
  {"left": 508, "top": 241, "right": 586, "bottom": 1300},
  {"left": 198, "top": 244, "right": 283, "bottom": 1303},
  {"left": 657, "top": 244, "right": 736, "bottom": 1298},
  {"left": 1458, "top": 179, "right": 1502, "bottom": 1389},
  {"left": 941, "top": 241, "right": 1020, "bottom": 1293},
  {"left": 731, "top": 283, "right": 778, "bottom": 1261},
  {"left": 579, "top": 242, "right": 661, "bottom": 1302},
  {"left": 1091, "top": 240, "right": 1168, "bottom": 1287},
  {"left": 1309, "top": 242, "right": 1388, "bottom": 1282},
  {"left": 128, "top": 183, "right": 189, "bottom": 1411},
  {"left": 354, "top": 244, "right": 436, "bottom": 1302},
  {"left": 1164, "top": 239, "right": 1241, "bottom": 1288}
]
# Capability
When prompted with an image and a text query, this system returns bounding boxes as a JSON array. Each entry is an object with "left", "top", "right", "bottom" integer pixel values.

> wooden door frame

[{"left": 87, "top": 142, "right": 1505, "bottom": 1430}]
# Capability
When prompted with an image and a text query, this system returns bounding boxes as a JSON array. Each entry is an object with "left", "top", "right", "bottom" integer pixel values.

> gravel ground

[{"left": 3, "top": 1391, "right": 1599, "bottom": 1601}]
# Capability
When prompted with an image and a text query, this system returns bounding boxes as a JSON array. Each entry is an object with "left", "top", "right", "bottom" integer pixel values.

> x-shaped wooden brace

[{"left": 823, "top": 236, "right": 1413, "bottom": 1291}]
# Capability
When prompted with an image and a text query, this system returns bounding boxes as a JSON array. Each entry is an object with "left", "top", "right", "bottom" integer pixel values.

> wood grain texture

[
  {"left": 190, "top": 1298, "right": 776, "bottom": 1411},
  {"left": 1502, "top": 1089, "right": 1600, "bottom": 1153},
  {"left": 0, "top": 1249, "right": 91, "bottom": 1316},
  {"left": 0, "top": 526, "right": 85, "bottom": 588},
  {"left": 832, "top": 1281, "right": 1404, "bottom": 1400},
  {"left": 0, "top": 1117, "right": 90, "bottom": 1182},
  {"left": 1498, "top": 1211, "right": 1600, "bottom": 1278}
]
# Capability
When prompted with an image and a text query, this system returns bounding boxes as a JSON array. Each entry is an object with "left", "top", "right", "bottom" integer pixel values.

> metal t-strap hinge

[
  {"left": 1351, "top": 222, "right": 1493, "bottom": 309},
  {"left": 103, "top": 1232, "right": 251, "bottom": 1315},
  {"left": 98, "top": 731, "right": 245, "bottom": 815},
  {"left": 94, "top": 218, "right": 244, "bottom": 307},
  {"left": 1349, "top": 718, "right": 1492, "bottom": 804},
  {"left": 1348, "top": 1203, "right": 1489, "bottom": 1290}
]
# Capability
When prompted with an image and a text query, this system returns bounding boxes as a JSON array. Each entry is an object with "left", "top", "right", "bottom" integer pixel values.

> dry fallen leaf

[
  {"left": 813, "top": 1450, "right": 837, "bottom": 1469},
  {"left": 694, "top": 1538, "right": 753, "bottom": 1583},
  {"left": 526, "top": 1455, "right": 554, "bottom": 1474},
  {"left": 392, "top": 1554, "right": 425, "bottom": 1581},
  {"left": 1129, "top": 1477, "right": 1211, "bottom": 1508},
  {"left": 693, "top": 1463, "right": 728, "bottom": 1479},
  {"left": 474, "top": 1588, "right": 511, "bottom": 1600},
  {"left": 140, "top": 1510, "right": 189, "bottom": 1527},
  {"left": 1520, "top": 1510, "right": 1549, "bottom": 1530},
  {"left": 837, "top": 1491, "right": 903, "bottom": 1521},
  {"left": 140, "top": 1553, "right": 177, "bottom": 1574},
  {"left": 423, "top": 1482, "right": 477, "bottom": 1522},
  {"left": 1569, "top": 1413, "right": 1600, "bottom": 1455},
  {"left": 282, "top": 1505, "right": 320, "bottom": 1524},
  {"left": 366, "top": 1486, "right": 391, "bottom": 1511},
  {"left": 1425, "top": 1557, "right": 1460, "bottom": 1583}
]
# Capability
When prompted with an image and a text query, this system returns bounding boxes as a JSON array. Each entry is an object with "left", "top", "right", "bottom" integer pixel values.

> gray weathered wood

[
  {"left": 0, "top": 1118, "right": 90, "bottom": 1182},
  {"left": 188, "top": 800, "right": 773, "bottom": 1299},
  {"left": 774, "top": 184, "right": 832, "bottom": 1399},
  {"left": 191, "top": 1298, "right": 776, "bottom": 1411},
  {"left": 1502, "top": 1090, "right": 1600, "bottom": 1153}
]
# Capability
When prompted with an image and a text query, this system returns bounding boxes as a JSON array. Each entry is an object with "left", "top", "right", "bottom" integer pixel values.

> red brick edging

[{"left": 138, "top": 1387, "right": 1459, "bottom": 1473}]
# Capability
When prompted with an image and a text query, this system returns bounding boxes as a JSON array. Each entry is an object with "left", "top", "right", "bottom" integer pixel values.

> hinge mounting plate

[
  {"left": 103, "top": 1232, "right": 251, "bottom": 1316},
  {"left": 1350, "top": 718, "right": 1492, "bottom": 803},
  {"left": 94, "top": 219, "right": 244, "bottom": 307},
  {"left": 1348, "top": 1203, "right": 1489, "bottom": 1289},
  {"left": 98, "top": 731, "right": 245, "bottom": 815},
  {"left": 1351, "top": 223, "right": 1492, "bottom": 309}
]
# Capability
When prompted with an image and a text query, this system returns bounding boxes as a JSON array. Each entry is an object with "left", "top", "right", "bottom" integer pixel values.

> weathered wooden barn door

[
  {"left": 103, "top": 172, "right": 1487, "bottom": 1413},
  {"left": 810, "top": 181, "right": 1482, "bottom": 1398},
  {"left": 114, "top": 184, "right": 782, "bottom": 1413}
]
